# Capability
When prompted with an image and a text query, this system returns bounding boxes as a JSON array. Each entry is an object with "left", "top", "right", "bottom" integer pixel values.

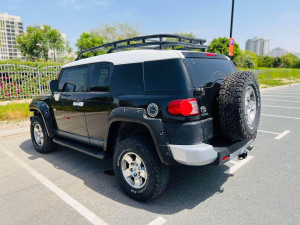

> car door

[
  {"left": 85, "top": 63, "right": 112, "bottom": 146},
  {"left": 51, "top": 65, "right": 89, "bottom": 140}
]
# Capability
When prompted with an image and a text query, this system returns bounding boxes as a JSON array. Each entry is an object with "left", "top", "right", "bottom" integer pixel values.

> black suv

[{"left": 29, "top": 34, "right": 261, "bottom": 201}]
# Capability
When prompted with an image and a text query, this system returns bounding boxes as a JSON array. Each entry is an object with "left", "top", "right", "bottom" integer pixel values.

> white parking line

[
  {"left": 262, "top": 99, "right": 300, "bottom": 103},
  {"left": 0, "top": 144, "right": 107, "bottom": 225},
  {"left": 258, "top": 130, "right": 280, "bottom": 135},
  {"left": 262, "top": 95, "right": 300, "bottom": 99},
  {"left": 228, "top": 155, "right": 254, "bottom": 174},
  {"left": 148, "top": 216, "right": 167, "bottom": 225},
  {"left": 261, "top": 114, "right": 300, "bottom": 120},
  {"left": 262, "top": 105, "right": 300, "bottom": 110},
  {"left": 275, "top": 130, "right": 290, "bottom": 140},
  {"left": 258, "top": 129, "right": 291, "bottom": 140}
]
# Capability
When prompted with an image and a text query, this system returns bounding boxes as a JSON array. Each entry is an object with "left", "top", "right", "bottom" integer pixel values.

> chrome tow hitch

[
  {"left": 238, "top": 151, "right": 248, "bottom": 160},
  {"left": 238, "top": 145, "right": 253, "bottom": 160}
]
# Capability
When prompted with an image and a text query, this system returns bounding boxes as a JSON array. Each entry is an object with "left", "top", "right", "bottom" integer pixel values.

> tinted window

[
  {"left": 144, "top": 59, "right": 191, "bottom": 92},
  {"left": 58, "top": 67, "right": 88, "bottom": 92},
  {"left": 184, "top": 58, "right": 236, "bottom": 87},
  {"left": 90, "top": 64, "right": 110, "bottom": 92},
  {"left": 111, "top": 63, "right": 144, "bottom": 94}
]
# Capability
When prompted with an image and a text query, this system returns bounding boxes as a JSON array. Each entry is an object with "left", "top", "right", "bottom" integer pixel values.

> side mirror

[{"left": 49, "top": 80, "right": 58, "bottom": 93}]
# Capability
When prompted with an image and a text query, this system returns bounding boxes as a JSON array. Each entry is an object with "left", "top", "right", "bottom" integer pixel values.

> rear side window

[
  {"left": 90, "top": 64, "right": 110, "bottom": 92},
  {"left": 144, "top": 59, "right": 191, "bottom": 92},
  {"left": 183, "top": 58, "right": 236, "bottom": 87},
  {"left": 58, "top": 66, "right": 88, "bottom": 92},
  {"left": 111, "top": 63, "right": 144, "bottom": 94}
]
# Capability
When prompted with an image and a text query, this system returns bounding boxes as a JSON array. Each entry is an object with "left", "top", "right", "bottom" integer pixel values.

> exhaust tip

[{"left": 247, "top": 145, "right": 253, "bottom": 151}]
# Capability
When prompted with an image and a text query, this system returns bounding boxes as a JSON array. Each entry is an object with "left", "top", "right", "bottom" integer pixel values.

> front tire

[
  {"left": 30, "top": 116, "right": 55, "bottom": 153},
  {"left": 113, "top": 136, "right": 169, "bottom": 201}
]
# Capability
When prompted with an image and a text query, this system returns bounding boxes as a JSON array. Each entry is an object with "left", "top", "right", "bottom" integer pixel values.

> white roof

[{"left": 62, "top": 50, "right": 184, "bottom": 68}]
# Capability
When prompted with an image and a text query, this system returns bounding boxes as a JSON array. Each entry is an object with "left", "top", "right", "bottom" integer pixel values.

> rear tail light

[
  {"left": 222, "top": 155, "right": 230, "bottom": 161},
  {"left": 167, "top": 98, "right": 199, "bottom": 116},
  {"left": 206, "top": 53, "right": 215, "bottom": 56}
]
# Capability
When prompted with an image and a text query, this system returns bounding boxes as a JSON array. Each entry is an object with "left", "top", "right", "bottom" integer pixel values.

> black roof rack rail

[{"left": 76, "top": 34, "right": 207, "bottom": 60}]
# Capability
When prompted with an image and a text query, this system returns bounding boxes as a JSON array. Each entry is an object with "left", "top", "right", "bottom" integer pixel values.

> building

[
  {"left": 245, "top": 37, "right": 270, "bottom": 56},
  {"left": 0, "top": 13, "right": 24, "bottom": 60},
  {"left": 269, "top": 47, "right": 288, "bottom": 57}
]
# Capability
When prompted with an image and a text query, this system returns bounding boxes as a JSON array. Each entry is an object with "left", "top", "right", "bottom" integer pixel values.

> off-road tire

[
  {"left": 113, "top": 136, "right": 169, "bottom": 202},
  {"left": 30, "top": 116, "right": 56, "bottom": 153},
  {"left": 218, "top": 71, "right": 261, "bottom": 142}
]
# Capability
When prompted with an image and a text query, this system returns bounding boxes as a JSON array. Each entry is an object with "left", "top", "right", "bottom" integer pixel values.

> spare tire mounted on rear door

[{"left": 218, "top": 71, "right": 261, "bottom": 142}]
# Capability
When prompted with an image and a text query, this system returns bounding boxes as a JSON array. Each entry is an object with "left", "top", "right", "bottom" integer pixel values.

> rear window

[
  {"left": 144, "top": 59, "right": 191, "bottom": 92},
  {"left": 111, "top": 63, "right": 144, "bottom": 95},
  {"left": 183, "top": 58, "right": 236, "bottom": 87}
]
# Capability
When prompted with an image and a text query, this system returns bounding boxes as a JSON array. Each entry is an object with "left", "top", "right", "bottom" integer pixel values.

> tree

[
  {"left": 258, "top": 55, "right": 274, "bottom": 68},
  {"left": 16, "top": 25, "right": 70, "bottom": 61},
  {"left": 207, "top": 37, "right": 241, "bottom": 61},
  {"left": 280, "top": 53, "right": 299, "bottom": 68},
  {"left": 234, "top": 50, "right": 258, "bottom": 68},
  {"left": 273, "top": 57, "right": 282, "bottom": 68},
  {"left": 92, "top": 22, "right": 141, "bottom": 43},
  {"left": 75, "top": 32, "right": 104, "bottom": 57},
  {"left": 174, "top": 32, "right": 196, "bottom": 38},
  {"left": 294, "top": 59, "right": 300, "bottom": 68}
]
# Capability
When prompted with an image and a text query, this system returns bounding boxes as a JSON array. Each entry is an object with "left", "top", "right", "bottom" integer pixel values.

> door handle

[{"left": 73, "top": 102, "right": 84, "bottom": 107}]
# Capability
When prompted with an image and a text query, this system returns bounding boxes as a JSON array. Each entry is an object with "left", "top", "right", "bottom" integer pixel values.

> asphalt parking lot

[{"left": 1, "top": 84, "right": 300, "bottom": 225}]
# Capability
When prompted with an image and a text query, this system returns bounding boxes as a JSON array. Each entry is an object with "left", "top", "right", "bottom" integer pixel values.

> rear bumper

[{"left": 169, "top": 139, "right": 254, "bottom": 166}]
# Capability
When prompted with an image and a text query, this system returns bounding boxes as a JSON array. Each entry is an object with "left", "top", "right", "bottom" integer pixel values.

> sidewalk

[{"left": 0, "top": 99, "right": 32, "bottom": 106}]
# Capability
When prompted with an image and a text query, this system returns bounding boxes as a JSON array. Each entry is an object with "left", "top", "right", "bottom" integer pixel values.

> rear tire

[
  {"left": 218, "top": 71, "right": 261, "bottom": 142},
  {"left": 30, "top": 116, "right": 56, "bottom": 153},
  {"left": 113, "top": 136, "right": 169, "bottom": 201}
]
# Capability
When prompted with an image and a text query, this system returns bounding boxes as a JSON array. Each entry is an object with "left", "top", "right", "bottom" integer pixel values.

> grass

[
  {"left": 0, "top": 103, "right": 32, "bottom": 121},
  {"left": 238, "top": 67, "right": 300, "bottom": 88}
]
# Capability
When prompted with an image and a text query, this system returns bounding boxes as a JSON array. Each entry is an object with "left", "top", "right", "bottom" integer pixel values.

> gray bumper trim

[
  {"left": 169, "top": 140, "right": 254, "bottom": 166},
  {"left": 169, "top": 143, "right": 217, "bottom": 166}
]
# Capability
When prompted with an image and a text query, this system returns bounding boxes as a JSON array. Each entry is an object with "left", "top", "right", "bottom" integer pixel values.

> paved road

[{"left": 1, "top": 84, "right": 300, "bottom": 225}]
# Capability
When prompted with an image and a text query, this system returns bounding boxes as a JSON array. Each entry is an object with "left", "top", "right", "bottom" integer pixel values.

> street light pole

[{"left": 230, "top": 0, "right": 235, "bottom": 38}]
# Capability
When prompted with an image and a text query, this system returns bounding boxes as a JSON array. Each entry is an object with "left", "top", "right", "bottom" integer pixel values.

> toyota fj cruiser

[{"left": 29, "top": 34, "right": 261, "bottom": 201}]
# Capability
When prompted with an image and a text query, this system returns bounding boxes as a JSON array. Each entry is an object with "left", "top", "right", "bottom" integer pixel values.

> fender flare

[
  {"left": 29, "top": 101, "right": 56, "bottom": 137},
  {"left": 104, "top": 107, "right": 173, "bottom": 164}
]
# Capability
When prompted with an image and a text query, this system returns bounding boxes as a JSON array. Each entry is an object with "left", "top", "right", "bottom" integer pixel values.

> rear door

[
  {"left": 183, "top": 57, "right": 237, "bottom": 119},
  {"left": 85, "top": 63, "right": 112, "bottom": 146},
  {"left": 52, "top": 66, "right": 89, "bottom": 137}
]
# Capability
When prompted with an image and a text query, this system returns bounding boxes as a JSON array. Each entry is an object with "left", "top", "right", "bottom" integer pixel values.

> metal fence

[{"left": 0, "top": 64, "right": 61, "bottom": 101}]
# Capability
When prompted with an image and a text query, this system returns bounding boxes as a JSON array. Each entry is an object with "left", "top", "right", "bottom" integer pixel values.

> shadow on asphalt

[{"left": 20, "top": 139, "right": 232, "bottom": 215}]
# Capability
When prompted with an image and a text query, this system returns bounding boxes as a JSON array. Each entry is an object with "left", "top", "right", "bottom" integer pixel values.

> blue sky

[{"left": 2, "top": 0, "right": 300, "bottom": 52}]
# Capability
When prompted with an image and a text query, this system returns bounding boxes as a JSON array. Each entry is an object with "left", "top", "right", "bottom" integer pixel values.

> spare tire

[{"left": 218, "top": 71, "right": 261, "bottom": 142}]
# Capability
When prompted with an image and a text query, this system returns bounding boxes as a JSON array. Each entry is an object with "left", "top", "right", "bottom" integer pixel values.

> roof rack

[{"left": 76, "top": 34, "right": 207, "bottom": 60}]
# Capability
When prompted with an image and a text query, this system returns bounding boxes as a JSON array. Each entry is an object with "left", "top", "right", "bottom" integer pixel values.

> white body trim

[
  {"left": 169, "top": 143, "right": 217, "bottom": 166},
  {"left": 63, "top": 50, "right": 184, "bottom": 68},
  {"left": 169, "top": 140, "right": 254, "bottom": 166}
]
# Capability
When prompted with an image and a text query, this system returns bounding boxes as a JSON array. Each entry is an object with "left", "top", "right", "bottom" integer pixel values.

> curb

[
  {"left": 0, "top": 127, "right": 29, "bottom": 137},
  {"left": 260, "top": 83, "right": 300, "bottom": 92}
]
